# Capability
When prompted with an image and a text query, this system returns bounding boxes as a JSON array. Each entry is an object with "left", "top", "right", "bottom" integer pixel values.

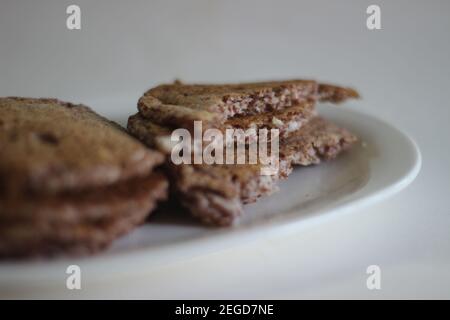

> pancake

[
  {"left": 0, "top": 97, "right": 163, "bottom": 196},
  {"left": 0, "top": 173, "right": 167, "bottom": 258},
  {"left": 137, "top": 80, "right": 358, "bottom": 130},
  {"left": 128, "top": 114, "right": 356, "bottom": 226},
  {"left": 0, "top": 97, "right": 168, "bottom": 258}
]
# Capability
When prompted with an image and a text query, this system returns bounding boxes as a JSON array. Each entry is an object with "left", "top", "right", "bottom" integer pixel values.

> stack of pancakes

[
  {"left": 128, "top": 80, "right": 359, "bottom": 226},
  {"left": 0, "top": 98, "right": 168, "bottom": 258}
]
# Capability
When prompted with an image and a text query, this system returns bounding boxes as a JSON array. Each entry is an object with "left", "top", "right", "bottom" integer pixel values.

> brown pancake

[
  {"left": 0, "top": 172, "right": 168, "bottom": 258},
  {"left": 281, "top": 117, "right": 357, "bottom": 165},
  {"left": 224, "top": 99, "right": 317, "bottom": 140},
  {"left": 128, "top": 114, "right": 356, "bottom": 226},
  {"left": 0, "top": 97, "right": 168, "bottom": 258},
  {"left": 137, "top": 80, "right": 358, "bottom": 129},
  {"left": 0, "top": 97, "right": 164, "bottom": 196}
]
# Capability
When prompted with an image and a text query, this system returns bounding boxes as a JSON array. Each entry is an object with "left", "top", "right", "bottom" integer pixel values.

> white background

[{"left": 0, "top": 0, "right": 449, "bottom": 298}]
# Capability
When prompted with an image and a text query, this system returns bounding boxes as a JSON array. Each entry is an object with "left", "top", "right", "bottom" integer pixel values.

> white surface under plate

[{"left": 0, "top": 102, "right": 421, "bottom": 294}]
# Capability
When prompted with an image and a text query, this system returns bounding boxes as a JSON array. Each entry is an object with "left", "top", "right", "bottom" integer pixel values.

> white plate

[{"left": 0, "top": 102, "right": 421, "bottom": 291}]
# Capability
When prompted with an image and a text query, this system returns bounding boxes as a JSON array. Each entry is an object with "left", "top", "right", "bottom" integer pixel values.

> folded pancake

[
  {"left": 127, "top": 114, "right": 357, "bottom": 226},
  {"left": 137, "top": 80, "right": 359, "bottom": 134}
]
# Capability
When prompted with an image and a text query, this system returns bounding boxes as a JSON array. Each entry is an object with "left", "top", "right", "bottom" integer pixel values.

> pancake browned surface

[
  {"left": 0, "top": 97, "right": 168, "bottom": 258},
  {"left": 137, "top": 80, "right": 358, "bottom": 133},
  {"left": 0, "top": 97, "right": 163, "bottom": 196}
]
